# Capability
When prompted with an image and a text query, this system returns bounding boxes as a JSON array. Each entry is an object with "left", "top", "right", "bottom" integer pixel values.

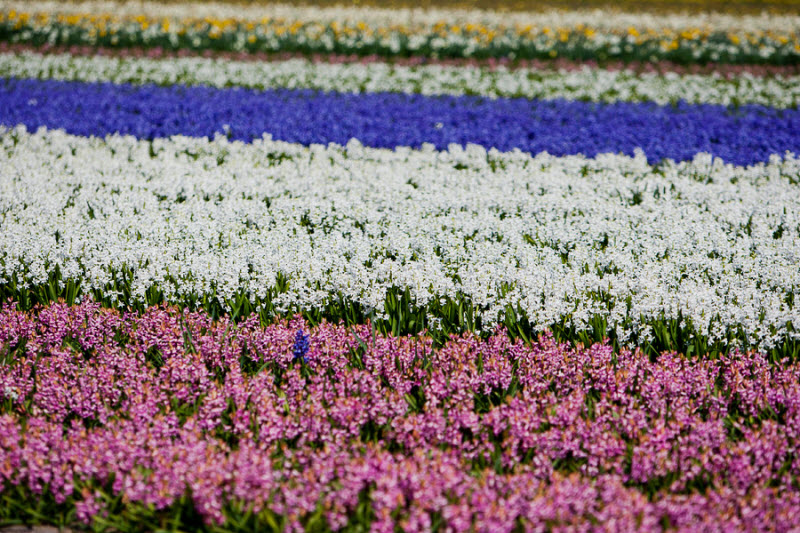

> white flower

[
  {"left": 1, "top": 126, "right": 798, "bottom": 350},
  {"left": 0, "top": 52, "right": 797, "bottom": 108}
]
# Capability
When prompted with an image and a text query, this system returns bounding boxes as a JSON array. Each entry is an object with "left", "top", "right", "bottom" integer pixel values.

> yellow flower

[{"left": 680, "top": 29, "right": 699, "bottom": 40}]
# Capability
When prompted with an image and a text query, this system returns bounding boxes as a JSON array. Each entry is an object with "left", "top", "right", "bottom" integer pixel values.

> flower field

[
  {"left": 0, "top": 0, "right": 799, "bottom": 531},
  {"left": 2, "top": 3, "right": 800, "bottom": 65}
]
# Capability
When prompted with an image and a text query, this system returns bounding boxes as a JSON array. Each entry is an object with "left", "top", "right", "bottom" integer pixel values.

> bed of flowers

[
  {"left": 0, "top": 0, "right": 799, "bottom": 531},
  {"left": 2, "top": 1, "right": 800, "bottom": 64}
]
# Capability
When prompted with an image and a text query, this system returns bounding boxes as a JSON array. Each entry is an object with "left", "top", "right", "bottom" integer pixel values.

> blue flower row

[{"left": 1, "top": 77, "right": 797, "bottom": 165}]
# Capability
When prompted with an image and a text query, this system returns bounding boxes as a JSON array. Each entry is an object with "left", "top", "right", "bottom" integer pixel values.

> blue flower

[
  {"left": 292, "top": 329, "right": 310, "bottom": 363},
  {"left": 1, "top": 77, "right": 797, "bottom": 166}
]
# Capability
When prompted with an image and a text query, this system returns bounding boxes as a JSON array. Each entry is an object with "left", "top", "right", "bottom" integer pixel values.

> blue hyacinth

[
  {"left": 292, "top": 329, "right": 310, "bottom": 363},
  {"left": 1, "top": 77, "right": 798, "bottom": 166}
]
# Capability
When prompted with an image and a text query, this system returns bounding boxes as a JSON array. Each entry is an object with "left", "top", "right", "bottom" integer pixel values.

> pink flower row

[
  {"left": 2, "top": 41, "right": 799, "bottom": 77},
  {"left": 1, "top": 301, "right": 799, "bottom": 531}
]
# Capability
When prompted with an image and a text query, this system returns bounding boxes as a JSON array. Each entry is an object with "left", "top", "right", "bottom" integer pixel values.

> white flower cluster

[
  {"left": 6, "top": 0, "right": 799, "bottom": 33},
  {"left": 2, "top": 51, "right": 798, "bottom": 108},
  {"left": 1, "top": 126, "right": 798, "bottom": 349}
]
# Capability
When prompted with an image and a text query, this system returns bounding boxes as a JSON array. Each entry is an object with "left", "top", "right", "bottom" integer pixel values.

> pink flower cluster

[{"left": 1, "top": 301, "right": 799, "bottom": 531}]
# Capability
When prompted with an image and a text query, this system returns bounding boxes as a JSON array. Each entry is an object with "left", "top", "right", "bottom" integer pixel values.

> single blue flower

[{"left": 292, "top": 329, "right": 310, "bottom": 363}]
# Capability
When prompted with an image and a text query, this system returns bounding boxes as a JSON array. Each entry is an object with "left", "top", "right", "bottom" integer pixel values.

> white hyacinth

[
  {"left": 1, "top": 52, "right": 798, "bottom": 108},
  {"left": 0, "top": 126, "right": 797, "bottom": 350}
]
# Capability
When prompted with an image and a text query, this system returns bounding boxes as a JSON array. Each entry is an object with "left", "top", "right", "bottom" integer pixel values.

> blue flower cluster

[
  {"left": 1, "top": 77, "right": 797, "bottom": 165},
  {"left": 292, "top": 329, "right": 310, "bottom": 363}
]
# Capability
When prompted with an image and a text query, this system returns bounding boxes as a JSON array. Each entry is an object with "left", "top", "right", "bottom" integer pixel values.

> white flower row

[
  {"left": 2, "top": 51, "right": 798, "bottom": 108},
  {"left": 1, "top": 126, "right": 798, "bottom": 349},
  {"left": 5, "top": 0, "right": 798, "bottom": 33}
]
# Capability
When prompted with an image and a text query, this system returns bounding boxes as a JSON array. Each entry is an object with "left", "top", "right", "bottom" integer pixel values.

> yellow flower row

[
  {"left": 1, "top": 8, "right": 798, "bottom": 62},
  {"left": 1, "top": 8, "right": 796, "bottom": 44}
]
